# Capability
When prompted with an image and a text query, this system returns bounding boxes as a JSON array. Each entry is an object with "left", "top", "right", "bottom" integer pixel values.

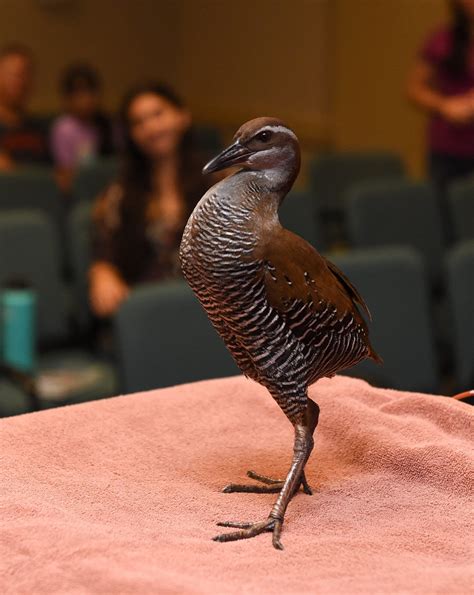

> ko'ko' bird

[{"left": 179, "top": 117, "right": 381, "bottom": 550}]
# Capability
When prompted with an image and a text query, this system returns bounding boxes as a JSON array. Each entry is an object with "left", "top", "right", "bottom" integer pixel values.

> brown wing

[
  {"left": 255, "top": 228, "right": 366, "bottom": 323},
  {"left": 323, "top": 257, "right": 372, "bottom": 321},
  {"left": 253, "top": 228, "right": 380, "bottom": 367}
]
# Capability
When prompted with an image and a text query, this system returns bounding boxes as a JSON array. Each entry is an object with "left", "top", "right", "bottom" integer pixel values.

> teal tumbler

[{"left": 1, "top": 288, "right": 37, "bottom": 373}]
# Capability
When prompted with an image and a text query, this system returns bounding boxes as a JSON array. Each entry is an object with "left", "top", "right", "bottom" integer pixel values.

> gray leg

[
  {"left": 221, "top": 398, "right": 319, "bottom": 497},
  {"left": 214, "top": 399, "right": 319, "bottom": 550}
]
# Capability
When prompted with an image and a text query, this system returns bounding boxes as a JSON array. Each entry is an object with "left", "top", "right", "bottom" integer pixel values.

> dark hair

[
  {"left": 444, "top": 1, "right": 471, "bottom": 76},
  {"left": 113, "top": 81, "right": 206, "bottom": 282},
  {"left": 0, "top": 42, "right": 33, "bottom": 63},
  {"left": 60, "top": 63, "right": 101, "bottom": 96}
]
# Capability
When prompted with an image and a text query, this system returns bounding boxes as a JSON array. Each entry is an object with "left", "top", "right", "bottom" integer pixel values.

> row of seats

[
  {"left": 115, "top": 243, "right": 474, "bottom": 395},
  {"left": 0, "top": 156, "right": 472, "bottom": 262},
  {"left": 309, "top": 151, "right": 406, "bottom": 213},
  {"left": 308, "top": 151, "right": 474, "bottom": 246},
  {"left": 1, "top": 205, "right": 471, "bottom": 399},
  {"left": 283, "top": 179, "right": 472, "bottom": 288},
  {"left": 0, "top": 208, "right": 117, "bottom": 417},
  {"left": 0, "top": 147, "right": 472, "bottom": 416}
]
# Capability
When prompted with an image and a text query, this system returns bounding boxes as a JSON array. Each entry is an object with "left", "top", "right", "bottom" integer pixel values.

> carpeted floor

[{"left": 1, "top": 375, "right": 472, "bottom": 594}]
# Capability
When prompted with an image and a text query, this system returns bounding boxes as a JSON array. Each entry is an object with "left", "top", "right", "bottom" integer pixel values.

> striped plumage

[{"left": 179, "top": 117, "right": 381, "bottom": 549}]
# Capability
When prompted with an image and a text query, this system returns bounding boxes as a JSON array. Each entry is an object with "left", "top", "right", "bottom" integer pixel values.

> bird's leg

[
  {"left": 214, "top": 399, "right": 319, "bottom": 549},
  {"left": 222, "top": 398, "right": 319, "bottom": 497}
]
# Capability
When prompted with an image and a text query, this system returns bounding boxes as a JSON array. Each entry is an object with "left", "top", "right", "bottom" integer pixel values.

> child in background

[{"left": 51, "top": 63, "right": 115, "bottom": 193}]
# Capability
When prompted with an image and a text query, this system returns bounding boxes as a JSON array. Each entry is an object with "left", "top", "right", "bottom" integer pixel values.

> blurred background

[
  {"left": 0, "top": 0, "right": 473, "bottom": 416},
  {"left": 5, "top": 0, "right": 447, "bottom": 174}
]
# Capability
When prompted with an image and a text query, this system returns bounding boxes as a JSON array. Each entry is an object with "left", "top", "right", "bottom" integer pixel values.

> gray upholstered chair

[
  {"left": 114, "top": 281, "right": 239, "bottom": 393},
  {"left": 346, "top": 180, "right": 444, "bottom": 283},
  {"left": 330, "top": 246, "right": 439, "bottom": 393},
  {"left": 280, "top": 189, "right": 324, "bottom": 250},
  {"left": 446, "top": 240, "right": 474, "bottom": 391},
  {"left": 448, "top": 177, "right": 474, "bottom": 243}
]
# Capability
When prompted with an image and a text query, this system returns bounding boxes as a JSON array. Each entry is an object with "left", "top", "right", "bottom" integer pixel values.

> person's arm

[
  {"left": 88, "top": 261, "right": 129, "bottom": 318},
  {"left": 89, "top": 187, "right": 130, "bottom": 318},
  {"left": 54, "top": 167, "right": 74, "bottom": 194},
  {"left": 407, "top": 59, "right": 473, "bottom": 124}
]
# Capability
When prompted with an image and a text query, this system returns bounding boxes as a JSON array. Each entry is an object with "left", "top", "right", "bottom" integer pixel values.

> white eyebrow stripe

[{"left": 261, "top": 125, "right": 298, "bottom": 140}]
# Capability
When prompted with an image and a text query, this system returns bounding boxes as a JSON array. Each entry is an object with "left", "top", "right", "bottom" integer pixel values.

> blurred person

[
  {"left": 51, "top": 63, "right": 115, "bottom": 193},
  {"left": 408, "top": 0, "right": 474, "bottom": 189},
  {"left": 89, "top": 82, "right": 212, "bottom": 318},
  {"left": 0, "top": 43, "right": 50, "bottom": 169}
]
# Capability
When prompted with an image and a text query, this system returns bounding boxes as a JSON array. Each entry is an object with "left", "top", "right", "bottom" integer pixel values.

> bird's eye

[{"left": 256, "top": 130, "right": 272, "bottom": 143}]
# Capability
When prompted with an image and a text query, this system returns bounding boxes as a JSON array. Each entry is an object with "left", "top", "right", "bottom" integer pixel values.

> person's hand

[
  {"left": 89, "top": 262, "right": 130, "bottom": 318},
  {"left": 439, "top": 95, "right": 474, "bottom": 124},
  {"left": 0, "top": 151, "right": 15, "bottom": 171}
]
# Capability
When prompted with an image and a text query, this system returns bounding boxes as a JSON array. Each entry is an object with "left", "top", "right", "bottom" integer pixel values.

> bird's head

[{"left": 203, "top": 117, "right": 300, "bottom": 190}]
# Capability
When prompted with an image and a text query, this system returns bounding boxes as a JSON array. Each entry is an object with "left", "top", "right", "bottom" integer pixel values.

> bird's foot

[
  {"left": 222, "top": 469, "right": 313, "bottom": 495},
  {"left": 213, "top": 516, "right": 284, "bottom": 550}
]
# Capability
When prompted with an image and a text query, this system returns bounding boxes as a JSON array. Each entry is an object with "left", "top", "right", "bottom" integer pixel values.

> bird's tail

[{"left": 369, "top": 346, "right": 383, "bottom": 365}]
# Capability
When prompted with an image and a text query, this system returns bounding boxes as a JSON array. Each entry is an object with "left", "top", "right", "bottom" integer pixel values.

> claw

[
  {"left": 301, "top": 475, "right": 313, "bottom": 495},
  {"left": 272, "top": 519, "right": 284, "bottom": 550}
]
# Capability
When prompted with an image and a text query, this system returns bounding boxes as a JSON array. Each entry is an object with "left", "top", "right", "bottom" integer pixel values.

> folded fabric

[{"left": 1, "top": 375, "right": 472, "bottom": 594}]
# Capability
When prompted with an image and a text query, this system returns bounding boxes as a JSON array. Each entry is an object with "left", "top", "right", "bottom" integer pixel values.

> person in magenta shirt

[
  {"left": 50, "top": 63, "right": 115, "bottom": 194},
  {"left": 408, "top": 0, "right": 474, "bottom": 189}
]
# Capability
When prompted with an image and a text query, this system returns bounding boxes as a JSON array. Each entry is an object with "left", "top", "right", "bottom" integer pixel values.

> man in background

[{"left": 0, "top": 43, "right": 50, "bottom": 169}]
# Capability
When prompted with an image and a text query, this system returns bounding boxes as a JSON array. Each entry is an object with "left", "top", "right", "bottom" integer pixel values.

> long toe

[
  {"left": 213, "top": 518, "right": 284, "bottom": 548},
  {"left": 222, "top": 482, "right": 282, "bottom": 493},
  {"left": 247, "top": 470, "right": 285, "bottom": 485},
  {"left": 216, "top": 521, "right": 270, "bottom": 529}
]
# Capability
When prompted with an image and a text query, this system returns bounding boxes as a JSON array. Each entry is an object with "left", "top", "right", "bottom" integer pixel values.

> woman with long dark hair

[
  {"left": 408, "top": 1, "right": 474, "bottom": 188},
  {"left": 89, "top": 82, "right": 212, "bottom": 317}
]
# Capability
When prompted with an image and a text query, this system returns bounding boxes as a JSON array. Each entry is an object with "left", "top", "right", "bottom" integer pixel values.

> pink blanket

[{"left": 1, "top": 375, "right": 472, "bottom": 594}]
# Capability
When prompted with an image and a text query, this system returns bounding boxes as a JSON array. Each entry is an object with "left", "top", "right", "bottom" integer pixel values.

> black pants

[
  {"left": 428, "top": 151, "right": 474, "bottom": 190},
  {"left": 428, "top": 152, "right": 474, "bottom": 244}
]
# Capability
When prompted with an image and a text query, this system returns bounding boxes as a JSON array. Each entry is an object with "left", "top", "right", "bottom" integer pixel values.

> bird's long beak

[{"left": 202, "top": 141, "right": 253, "bottom": 174}]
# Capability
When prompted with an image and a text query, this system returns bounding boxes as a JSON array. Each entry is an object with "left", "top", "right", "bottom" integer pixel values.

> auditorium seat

[
  {"left": 114, "top": 281, "right": 239, "bottom": 392},
  {"left": 279, "top": 189, "right": 324, "bottom": 250},
  {"left": 346, "top": 180, "right": 444, "bottom": 283},
  {"left": 0, "top": 168, "right": 62, "bottom": 239},
  {"left": 68, "top": 201, "right": 93, "bottom": 330},
  {"left": 0, "top": 210, "right": 69, "bottom": 341},
  {"left": 448, "top": 177, "right": 474, "bottom": 243},
  {"left": 309, "top": 151, "right": 405, "bottom": 214},
  {"left": 0, "top": 210, "right": 117, "bottom": 413},
  {"left": 446, "top": 240, "right": 474, "bottom": 391},
  {"left": 72, "top": 158, "right": 118, "bottom": 201},
  {"left": 330, "top": 247, "right": 439, "bottom": 393}
]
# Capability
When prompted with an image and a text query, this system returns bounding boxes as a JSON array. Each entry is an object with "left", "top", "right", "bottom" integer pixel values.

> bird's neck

[
  {"left": 212, "top": 172, "right": 279, "bottom": 232},
  {"left": 229, "top": 169, "right": 293, "bottom": 208},
  {"left": 259, "top": 165, "right": 298, "bottom": 196}
]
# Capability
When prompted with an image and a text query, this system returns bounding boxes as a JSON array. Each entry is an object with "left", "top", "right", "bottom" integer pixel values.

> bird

[{"left": 179, "top": 117, "right": 381, "bottom": 550}]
